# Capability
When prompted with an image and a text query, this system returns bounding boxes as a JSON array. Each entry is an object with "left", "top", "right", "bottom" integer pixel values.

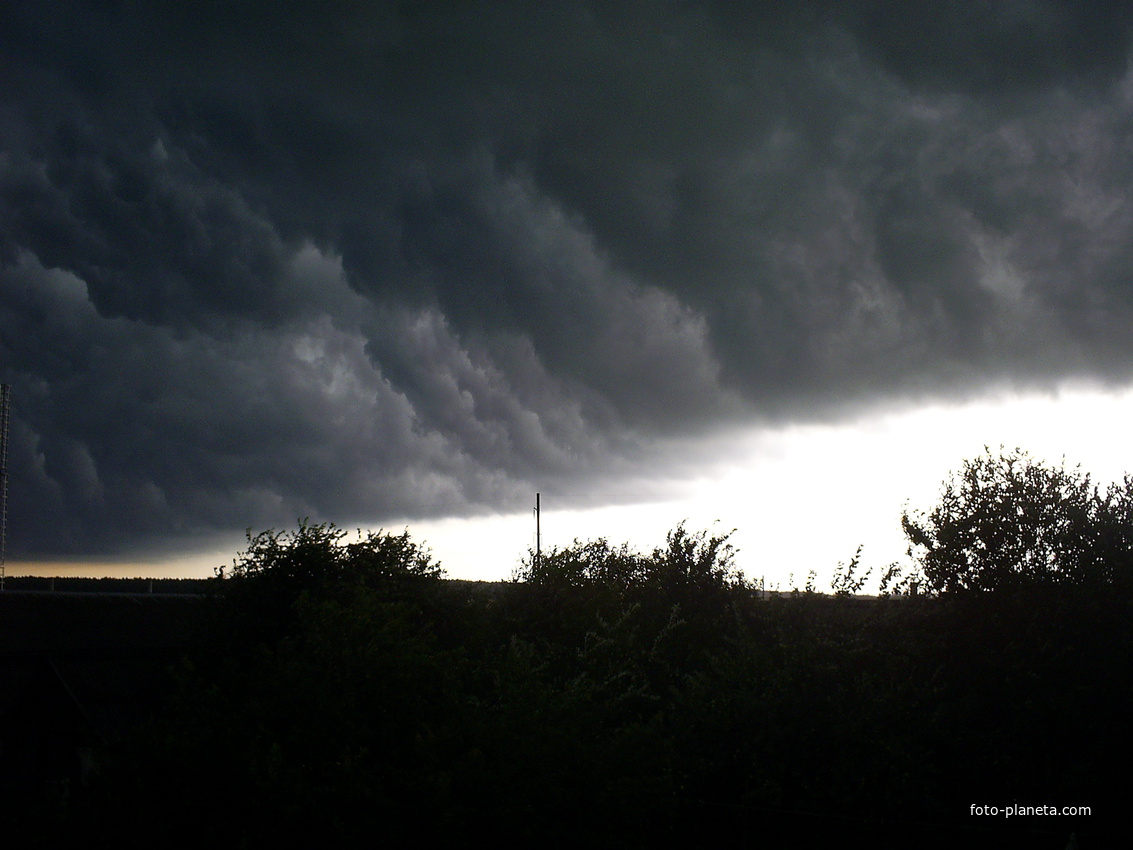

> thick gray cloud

[{"left": 3, "top": 1, "right": 1133, "bottom": 557}]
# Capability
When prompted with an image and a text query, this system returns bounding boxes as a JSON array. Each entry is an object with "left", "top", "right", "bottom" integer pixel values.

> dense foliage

[
  {"left": 42, "top": 455, "right": 1133, "bottom": 847},
  {"left": 902, "top": 447, "right": 1133, "bottom": 593}
]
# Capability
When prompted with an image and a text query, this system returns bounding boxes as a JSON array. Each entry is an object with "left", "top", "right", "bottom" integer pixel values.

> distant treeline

[
  {"left": 1, "top": 575, "right": 212, "bottom": 594},
  {"left": 15, "top": 449, "right": 1133, "bottom": 848}
]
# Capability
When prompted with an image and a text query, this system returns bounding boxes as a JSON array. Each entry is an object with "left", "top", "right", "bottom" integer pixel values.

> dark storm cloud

[
  {"left": 3, "top": 1, "right": 1133, "bottom": 557},
  {"left": 835, "top": 0, "right": 1133, "bottom": 95}
]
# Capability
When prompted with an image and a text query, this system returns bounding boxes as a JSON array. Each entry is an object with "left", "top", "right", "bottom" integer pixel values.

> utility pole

[
  {"left": 0, "top": 383, "right": 10, "bottom": 592},
  {"left": 534, "top": 492, "right": 541, "bottom": 571}
]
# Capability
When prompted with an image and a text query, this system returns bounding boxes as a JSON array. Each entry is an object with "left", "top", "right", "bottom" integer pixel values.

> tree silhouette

[
  {"left": 47, "top": 516, "right": 1130, "bottom": 846},
  {"left": 902, "top": 446, "right": 1133, "bottom": 592}
]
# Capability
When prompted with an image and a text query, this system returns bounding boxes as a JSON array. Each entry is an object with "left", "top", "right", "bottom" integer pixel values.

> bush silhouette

[
  {"left": 50, "top": 506, "right": 1133, "bottom": 847},
  {"left": 902, "top": 446, "right": 1133, "bottom": 592}
]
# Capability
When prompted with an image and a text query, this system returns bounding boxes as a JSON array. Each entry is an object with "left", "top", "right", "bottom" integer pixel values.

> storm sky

[{"left": 4, "top": 1, "right": 1133, "bottom": 564}]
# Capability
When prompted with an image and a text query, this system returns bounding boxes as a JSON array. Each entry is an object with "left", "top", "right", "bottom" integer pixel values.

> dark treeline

[
  {"left": 19, "top": 449, "right": 1133, "bottom": 847},
  {"left": 1, "top": 576, "right": 212, "bottom": 594}
]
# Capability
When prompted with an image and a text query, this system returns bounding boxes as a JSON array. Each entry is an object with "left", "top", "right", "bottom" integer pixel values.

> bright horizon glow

[{"left": 7, "top": 383, "right": 1133, "bottom": 591}]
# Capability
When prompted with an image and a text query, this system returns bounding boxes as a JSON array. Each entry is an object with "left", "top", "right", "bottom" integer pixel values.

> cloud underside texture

[{"left": 3, "top": 1, "right": 1133, "bottom": 556}]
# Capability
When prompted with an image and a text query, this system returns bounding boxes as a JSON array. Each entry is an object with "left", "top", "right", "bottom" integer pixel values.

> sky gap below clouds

[{"left": 3, "top": 1, "right": 1133, "bottom": 558}]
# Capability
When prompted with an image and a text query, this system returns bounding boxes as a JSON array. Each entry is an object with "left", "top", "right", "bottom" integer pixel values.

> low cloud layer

[{"left": 4, "top": 1, "right": 1133, "bottom": 557}]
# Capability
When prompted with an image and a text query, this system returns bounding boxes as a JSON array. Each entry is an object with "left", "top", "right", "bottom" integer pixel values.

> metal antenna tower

[
  {"left": 0, "top": 383, "right": 10, "bottom": 591},
  {"left": 534, "top": 492, "right": 541, "bottom": 571}
]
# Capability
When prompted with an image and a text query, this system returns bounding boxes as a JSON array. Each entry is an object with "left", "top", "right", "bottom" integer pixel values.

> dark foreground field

[{"left": 1, "top": 540, "right": 1125, "bottom": 849}]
